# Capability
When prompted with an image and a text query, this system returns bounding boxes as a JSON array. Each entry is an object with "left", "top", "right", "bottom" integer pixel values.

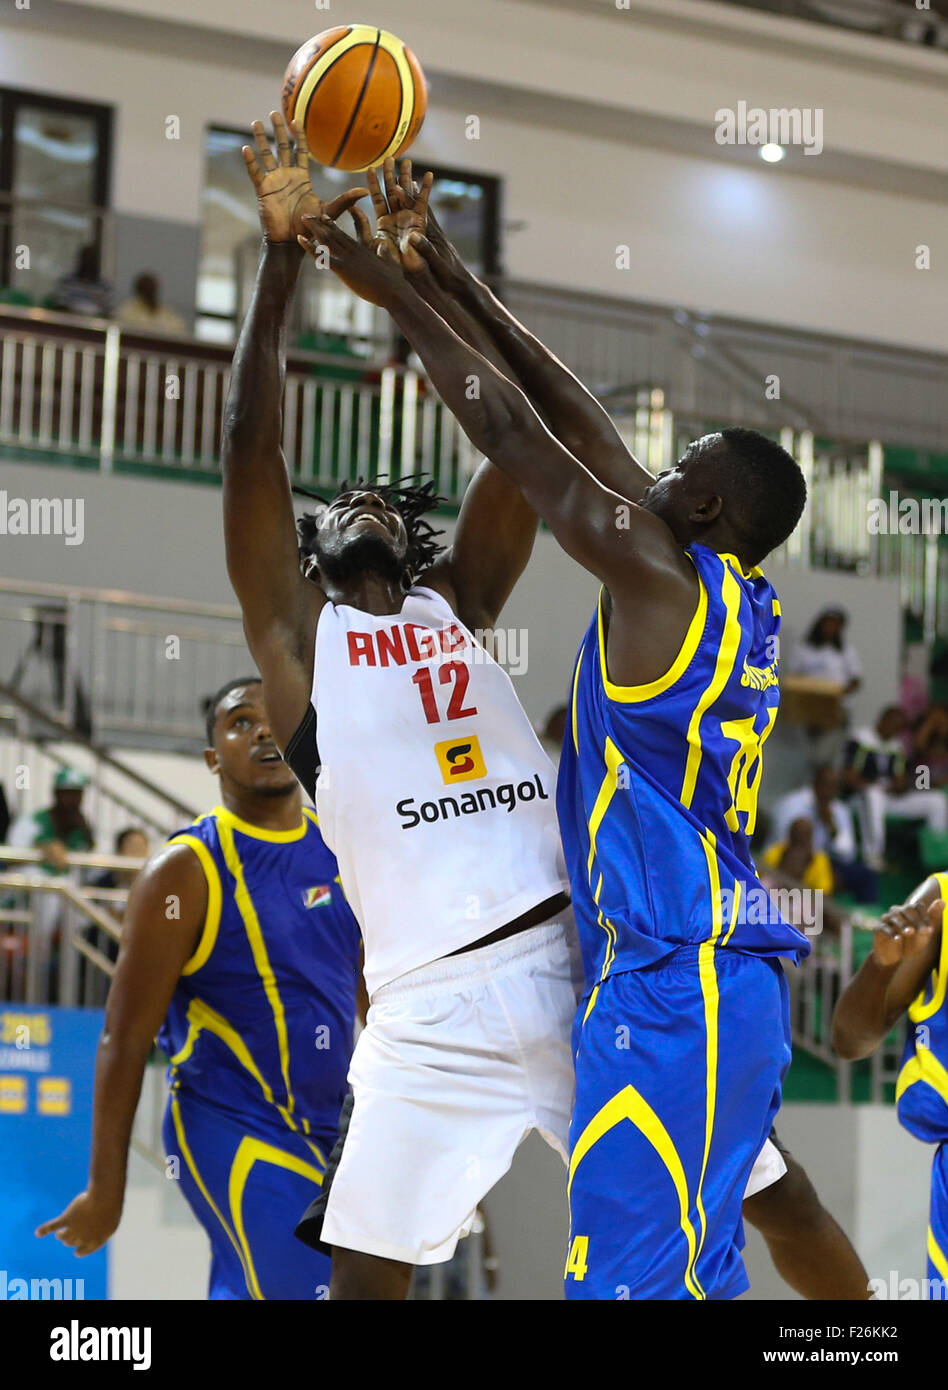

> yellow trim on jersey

[
  {"left": 908, "top": 874, "right": 948, "bottom": 1024},
  {"left": 596, "top": 575, "right": 708, "bottom": 704},
  {"left": 688, "top": 830, "right": 742, "bottom": 1296},
  {"left": 680, "top": 562, "right": 743, "bottom": 809},
  {"left": 173, "top": 834, "right": 224, "bottom": 977},
  {"left": 304, "top": 1137, "right": 328, "bottom": 1168},
  {"left": 896, "top": 1045, "right": 948, "bottom": 1110},
  {"left": 568, "top": 1083, "right": 703, "bottom": 1301},
  {"left": 228, "top": 1136, "right": 325, "bottom": 1301},
  {"left": 169, "top": 997, "right": 297, "bottom": 1130},
  {"left": 720, "top": 879, "right": 743, "bottom": 948},
  {"left": 213, "top": 804, "right": 309, "bottom": 843},
  {"left": 929, "top": 1227, "right": 948, "bottom": 1284},
  {"left": 571, "top": 643, "right": 586, "bottom": 754},
  {"left": 578, "top": 738, "right": 626, "bottom": 1023},
  {"left": 719, "top": 553, "right": 763, "bottom": 582},
  {"left": 170, "top": 1091, "right": 251, "bottom": 1288},
  {"left": 216, "top": 818, "right": 298, "bottom": 1125}
]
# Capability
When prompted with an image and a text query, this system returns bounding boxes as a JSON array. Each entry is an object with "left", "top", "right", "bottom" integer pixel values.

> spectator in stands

[
  {"left": 49, "top": 245, "right": 112, "bottom": 319},
  {"left": 86, "top": 826, "right": 149, "bottom": 966},
  {"left": 842, "top": 705, "right": 948, "bottom": 869},
  {"left": 770, "top": 764, "right": 878, "bottom": 904},
  {"left": 791, "top": 607, "right": 863, "bottom": 710},
  {"left": 88, "top": 826, "right": 149, "bottom": 894},
  {"left": 115, "top": 272, "right": 186, "bottom": 335},
  {"left": 7, "top": 767, "right": 94, "bottom": 874},
  {"left": 762, "top": 817, "right": 834, "bottom": 895},
  {"left": 911, "top": 702, "right": 948, "bottom": 790},
  {"left": 759, "top": 816, "right": 849, "bottom": 937},
  {"left": 6, "top": 767, "right": 95, "bottom": 967}
]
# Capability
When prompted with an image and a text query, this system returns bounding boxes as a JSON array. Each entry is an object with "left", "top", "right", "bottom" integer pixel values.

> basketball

[{"left": 281, "top": 24, "right": 428, "bottom": 172}]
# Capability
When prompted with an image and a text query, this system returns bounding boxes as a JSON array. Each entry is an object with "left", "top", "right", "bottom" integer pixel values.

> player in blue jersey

[
  {"left": 833, "top": 874, "right": 948, "bottom": 1297},
  {"left": 38, "top": 677, "right": 363, "bottom": 1300},
  {"left": 297, "top": 180, "right": 834, "bottom": 1300}
]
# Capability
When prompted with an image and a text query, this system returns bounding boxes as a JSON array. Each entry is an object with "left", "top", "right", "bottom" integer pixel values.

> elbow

[{"left": 830, "top": 1016, "right": 870, "bottom": 1062}]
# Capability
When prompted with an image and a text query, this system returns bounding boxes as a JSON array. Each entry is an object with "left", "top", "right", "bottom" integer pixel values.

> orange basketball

[{"left": 281, "top": 25, "right": 427, "bottom": 173}]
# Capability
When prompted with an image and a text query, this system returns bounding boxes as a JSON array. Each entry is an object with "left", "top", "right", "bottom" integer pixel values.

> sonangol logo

[{"left": 434, "top": 735, "right": 487, "bottom": 785}]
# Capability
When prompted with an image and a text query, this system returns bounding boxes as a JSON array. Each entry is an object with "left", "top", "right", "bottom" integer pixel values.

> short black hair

[
  {"left": 114, "top": 825, "right": 146, "bottom": 853},
  {"left": 203, "top": 676, "right": 261, "bottom": 746},
  {"left": 712, "top": 428, "right": 807, "bottom": 566},
  {"left": 294, "top": 475, "right": 446, "bottom": 581}
]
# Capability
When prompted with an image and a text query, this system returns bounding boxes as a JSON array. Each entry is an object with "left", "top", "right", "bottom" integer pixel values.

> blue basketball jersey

[
  {"left": 157, "top": 805, "right": 362, "bottom": 1137},
  {"left": 897, "top": 874, "right": 948, "bottom": 1146},
  {"left": 557, "top": 544, "right": 809, "bottom": 995}
]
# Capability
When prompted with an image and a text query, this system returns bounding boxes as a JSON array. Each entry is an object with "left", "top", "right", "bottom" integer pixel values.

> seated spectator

[
  {"left": 762, "top": 818, "right": 835, "bottom": 894},
  {"left": 791, "top": 607, "right": 863, "bottom": 708},
  {"left": 770, "top": 765, "right": 878, "bottom": 903},
  {"left": 115, "top": 272, "right": 187, "bottom": 335},
  {"left": 842, "top": 705, "right": 948, "bottom": 869},
  {"left": 5, "top": 768, "right": 95, "bottom": 971},
  {"left": 86, "top": 826, "right": 149, "bottom": 966},
  {"left": 911, "top": 702, "right": 948, "bottom": 789},
  {"left": 6, "top": 767, "right": 94, "bottom": 875},
  {"left": 87, "top": 826, "right": 149, "bottom": 895},
  {"left": 49, "top": 244, "right": 112, "bottom": 318}
]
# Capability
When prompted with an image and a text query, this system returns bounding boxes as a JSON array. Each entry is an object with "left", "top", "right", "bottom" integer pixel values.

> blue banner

[{"left": 0, "top": 1005, "right": 106, "bottom": 1300}]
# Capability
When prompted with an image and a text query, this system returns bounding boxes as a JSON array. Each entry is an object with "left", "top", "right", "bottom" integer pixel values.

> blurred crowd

[{"left": 1, "top": 766, "right": 150, "bottom": 1001}]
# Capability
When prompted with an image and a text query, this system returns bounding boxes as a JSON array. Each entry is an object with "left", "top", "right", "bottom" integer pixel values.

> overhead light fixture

[{"left": 759, "top": 143, "right": 786, "bottom": 163}]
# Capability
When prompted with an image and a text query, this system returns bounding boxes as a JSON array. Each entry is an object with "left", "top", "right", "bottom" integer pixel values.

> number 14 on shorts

[{"left": 565, "top": 1235, "right": 589, "bottom": 1282}]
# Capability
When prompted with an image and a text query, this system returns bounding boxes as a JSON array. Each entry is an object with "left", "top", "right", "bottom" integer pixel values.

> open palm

[{"left": 242, "top": 112, "right": 367, "bottom": 244}]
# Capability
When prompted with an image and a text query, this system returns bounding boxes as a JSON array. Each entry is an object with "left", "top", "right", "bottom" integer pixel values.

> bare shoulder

[
  {"left": 415, "top": 555, "right": 459, "bottom": 614},
  {"left": 130, "top": 840, "right": 209, "bottom": 906}
]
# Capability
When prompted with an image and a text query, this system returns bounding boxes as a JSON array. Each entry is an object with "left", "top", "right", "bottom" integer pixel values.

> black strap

[{"left": 283, "top": 703, "right": 320, "bottom": 803}]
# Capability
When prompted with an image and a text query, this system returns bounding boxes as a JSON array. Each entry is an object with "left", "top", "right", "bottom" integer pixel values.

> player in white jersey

[{"left": 221, "top": 114, "right": 575, "bottom": 1299}]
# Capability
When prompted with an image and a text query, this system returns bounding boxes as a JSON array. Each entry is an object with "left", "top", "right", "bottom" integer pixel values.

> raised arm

[
  {"left": 356, "top": 163, "right": 539, "bottom": 631},
  {"left": 221, "top": 114, "right": 366, "bottom": 747},
  {"left": 35, "top": 844, "right": 206, "bottom": 1255},
  {"left": 299, "top": 214, "right": 690, "bottom": 616},
  {"left": 403, "top": 175, "right": 652, "bottom": 502},
  {"left": 831, "top": 878, "right": 944, "bottom": 1061}
]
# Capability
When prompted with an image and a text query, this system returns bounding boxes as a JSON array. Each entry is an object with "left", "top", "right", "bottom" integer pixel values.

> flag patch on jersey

[
  {"left": 435, "top": 735, "right": 487, "bottom": 785},
  {"left": 302, "top": 885, "right": 332, "bottom": 909}
]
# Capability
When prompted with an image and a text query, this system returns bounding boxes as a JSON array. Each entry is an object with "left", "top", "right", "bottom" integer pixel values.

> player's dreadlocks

[{"left": 293, "top": 475, "right": 447, "bottom": 582}]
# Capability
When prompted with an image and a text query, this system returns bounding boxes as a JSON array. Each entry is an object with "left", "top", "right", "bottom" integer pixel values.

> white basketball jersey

[{"left": 312, "top": 585, "right": 568, "bottom": 997}]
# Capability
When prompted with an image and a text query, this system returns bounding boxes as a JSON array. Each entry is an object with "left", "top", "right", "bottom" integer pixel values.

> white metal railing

[
  {"left": 0, "top": 863, "right": 124, "bottom": 1007},
  {"left": 789, "top": 915, "right": 908, "bottom": 1103},
  {"left": 2, "top": 307, "right": 947, "bottom": 643},
  {"left": 0, "top": 305, "right": 481, "bottom": 495},
  {"left": 0, "top": 579, "right": 247, "bottom": 749},
  {"left": 0, "top": 686, "right": 199, "bottom": 846}
]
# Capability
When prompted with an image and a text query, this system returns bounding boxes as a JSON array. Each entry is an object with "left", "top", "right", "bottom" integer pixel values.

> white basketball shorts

[{"left": 320, "top": 919, "right": 579, "bottom": 1266}]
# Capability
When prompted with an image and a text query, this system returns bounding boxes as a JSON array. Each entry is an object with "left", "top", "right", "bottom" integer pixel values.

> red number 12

[{"left": 411, "top": 663, "right": 478, "bottom": 724}]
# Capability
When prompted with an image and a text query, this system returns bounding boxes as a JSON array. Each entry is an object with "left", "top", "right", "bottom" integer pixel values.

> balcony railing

[{"left": 1, "top": 305, "right": 946, "bottom": 643}]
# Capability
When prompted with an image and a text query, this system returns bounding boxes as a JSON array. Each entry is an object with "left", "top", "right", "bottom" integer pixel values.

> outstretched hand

[
  {"left": 298, "top": 211, "right": 405, "bottom": 308},
  {"left": 241, "top": 112, "right": 368, "bottom": 245},
  {"left": 872, "top": 897, "right": 944, "bottom": 966},
  {"left": 368, "top": 158, "right": 433, "bottom": 274}
]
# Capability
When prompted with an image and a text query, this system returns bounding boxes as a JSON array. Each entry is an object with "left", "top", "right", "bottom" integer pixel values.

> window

[
  {"left": 197, "top": 125, "right": 501, "bottom": 343},
  {"left": 0, "top": 88, "right": 112, "bottom": 305}
]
